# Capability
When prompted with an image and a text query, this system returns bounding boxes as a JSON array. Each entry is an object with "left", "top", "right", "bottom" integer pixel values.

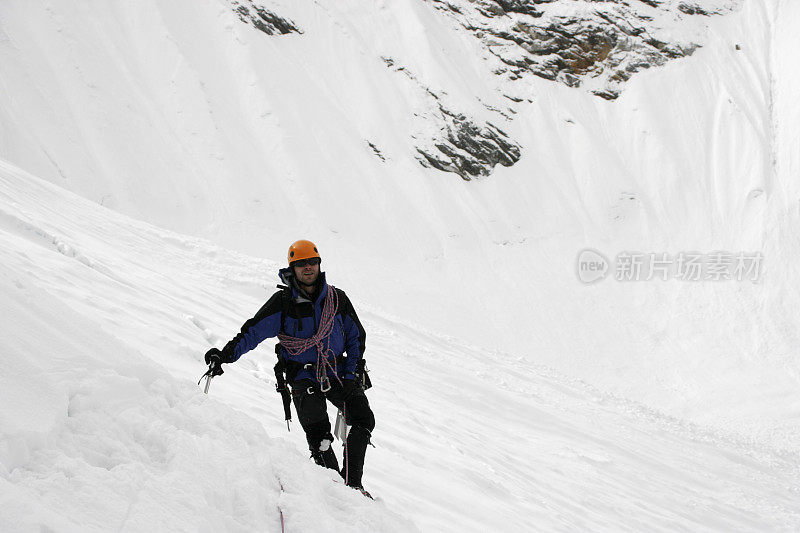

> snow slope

[
  {"left": 0, "top": 159, "right": 417, "bottom": 531},
  {"left": 1, "top": 0, "right": 798, "bottom": 447},
  {"left": 1, "top": 159, "right": 798, "bottom": 531}
]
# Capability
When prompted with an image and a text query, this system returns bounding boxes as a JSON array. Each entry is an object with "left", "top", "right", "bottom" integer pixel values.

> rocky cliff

[{"left": 427, "top": 0, "right": 735, "bottom": 100}]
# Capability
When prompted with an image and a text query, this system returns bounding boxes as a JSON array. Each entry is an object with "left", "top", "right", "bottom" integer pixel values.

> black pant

[{"left": 292, "top": 378, "right": 375, "bottom": 487}]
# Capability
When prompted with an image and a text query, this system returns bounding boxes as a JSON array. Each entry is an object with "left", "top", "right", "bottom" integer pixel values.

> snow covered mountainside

[
  {"left": 1, "top": 158, "right": 798, "bottom": 531},
  {"left": 1, "top": 0, "right": 799, "bottom": 530}
]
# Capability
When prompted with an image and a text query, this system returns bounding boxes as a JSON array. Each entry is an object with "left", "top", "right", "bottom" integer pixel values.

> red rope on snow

[{"left": 278, "top": 479, "right": 286, "bottom": 533}]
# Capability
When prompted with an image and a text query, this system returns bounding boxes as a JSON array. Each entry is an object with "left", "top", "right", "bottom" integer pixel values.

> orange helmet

[{"left": 287, "top": 239, "right": 321, "bottom": 264}]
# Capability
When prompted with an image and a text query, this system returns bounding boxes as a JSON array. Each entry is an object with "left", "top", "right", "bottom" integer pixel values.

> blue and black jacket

[{"left": 220, "top": 268, "right": 366, "bottom": 384}]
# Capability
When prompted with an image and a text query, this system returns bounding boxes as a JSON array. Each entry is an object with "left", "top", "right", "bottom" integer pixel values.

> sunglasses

[{"left": 291, "top": 257, "right": 321, "bottom": 267}]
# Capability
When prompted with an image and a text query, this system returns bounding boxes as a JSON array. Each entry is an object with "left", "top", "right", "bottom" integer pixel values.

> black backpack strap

[{"left": 273, "top": 354, "right": 292, "bottom": 429}]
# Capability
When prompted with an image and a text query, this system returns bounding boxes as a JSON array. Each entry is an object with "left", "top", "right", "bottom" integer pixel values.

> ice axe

[{"left": 198, "top": 359, "right": 224, "bottom": 394}]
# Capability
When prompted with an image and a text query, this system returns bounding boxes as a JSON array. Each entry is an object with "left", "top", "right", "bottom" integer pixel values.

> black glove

[
  {"left": 342, "top": 378, "right": 358, "bottom": 400},
  {"left": 204, "top": 348, "right": 226, "bottom": 376}
]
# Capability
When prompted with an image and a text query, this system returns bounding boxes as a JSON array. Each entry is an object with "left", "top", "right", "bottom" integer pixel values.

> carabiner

[{"left": 320, "top": 377, "right": 332, "bottom": 393}]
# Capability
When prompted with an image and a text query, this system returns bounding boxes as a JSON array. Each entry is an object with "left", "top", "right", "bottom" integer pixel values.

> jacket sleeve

[
  {"left": 220, "top": 292, "right": 283, "bottom": 362},
  {"left": 339, "top": 290, "right": 366, "bottom": 379}
]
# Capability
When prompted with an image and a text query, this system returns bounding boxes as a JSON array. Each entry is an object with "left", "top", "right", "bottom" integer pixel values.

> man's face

[{"left": 292, "top": 259, "right": 320, "bottom": 287}]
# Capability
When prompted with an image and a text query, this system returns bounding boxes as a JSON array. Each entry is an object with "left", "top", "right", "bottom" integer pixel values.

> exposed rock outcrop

[
  {"left": 382, "top": 57, "right": 522, "bottom": 180},
  {"left": 426, "top": 0, "right": 736, "bottom": 99},
  {"left": 231, "top": 0, "right": 302, "bottom": 36},
  {"left": 415, "top": 103, "right": 521, "bottom": 180}
]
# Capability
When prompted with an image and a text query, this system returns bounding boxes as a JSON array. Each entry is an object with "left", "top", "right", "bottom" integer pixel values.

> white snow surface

[{"left": 1, "top": 0, "right": 799, "bottom": 530}]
